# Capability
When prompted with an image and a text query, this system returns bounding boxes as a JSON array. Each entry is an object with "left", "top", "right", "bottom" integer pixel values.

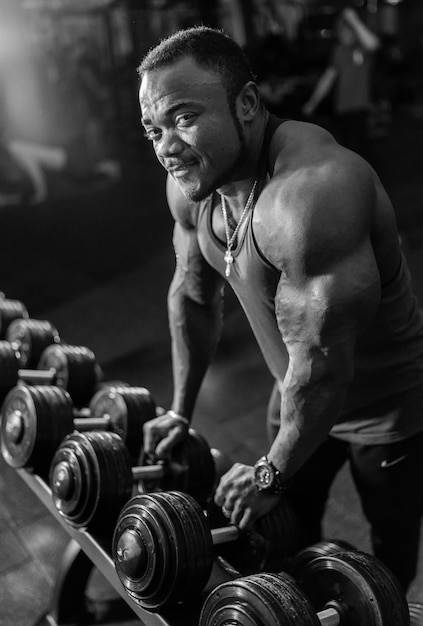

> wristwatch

[{"left": 253, "top": 455, "right": 286, "bottom": 494}]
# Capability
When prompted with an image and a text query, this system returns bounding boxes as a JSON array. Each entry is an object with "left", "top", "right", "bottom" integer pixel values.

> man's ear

[{"left": 237, "top": 81, "right": 261, "bottom": 121}]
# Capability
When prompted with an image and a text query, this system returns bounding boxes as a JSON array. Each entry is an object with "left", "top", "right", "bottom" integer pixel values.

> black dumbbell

[
  {"left": 0, "top": 340, "right": 103, "bottom": 408},
  {"left": 20, "top": 342, "right": 103, "bottom": 407},
  {"left": 50, "top": 429, "right": 221, "bottom": 532},
  {"left": 112, "top": 490, "right": 302, "bottom": 611},
  {"left": 200, "top": 550, "right": 410, "bottom": 625},
  {"left": 0, "top": 384, "right": 156, "bottom": 473}
]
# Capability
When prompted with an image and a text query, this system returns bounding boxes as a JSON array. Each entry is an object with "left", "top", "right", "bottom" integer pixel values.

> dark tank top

[{"left": 196, "top": 116, "right": 423, "bottom": 443}]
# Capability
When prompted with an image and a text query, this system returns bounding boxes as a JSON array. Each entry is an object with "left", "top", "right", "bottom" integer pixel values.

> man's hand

[
  {"left": 142, "top": 411, "right": 189, "bottom": 459},
  {"left": 214, "top": 463, "right": 282, "bottom": 530}
]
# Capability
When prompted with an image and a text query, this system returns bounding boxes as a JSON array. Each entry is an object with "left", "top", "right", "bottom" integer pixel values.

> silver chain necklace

[{"left": 221, "top": 180, "right": 258, "bottom": 277}]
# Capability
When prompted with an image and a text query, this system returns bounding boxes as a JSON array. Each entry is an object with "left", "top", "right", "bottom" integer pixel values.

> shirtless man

[{"left": 139, "top": 26, "right": 423, "bottom": 589}]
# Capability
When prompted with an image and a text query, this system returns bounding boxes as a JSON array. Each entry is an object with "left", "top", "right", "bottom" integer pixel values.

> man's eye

[
  {"left": 176, "top": 113, "right": 195, "bottom": 127},
  {"left": 143, "top": 128, "right": 161, "bottom": 141}
]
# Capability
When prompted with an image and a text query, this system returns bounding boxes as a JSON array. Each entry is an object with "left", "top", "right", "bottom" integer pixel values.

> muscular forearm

[
  {"left": 267, "top": 363, "right": 350, "bottom": 480},
  {"left": 168, "top": 276, "right": 223, "bottom": 419}
]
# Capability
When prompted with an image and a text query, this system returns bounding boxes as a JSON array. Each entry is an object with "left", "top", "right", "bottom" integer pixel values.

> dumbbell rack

[{"left": 17, "top": 468, "right": 231, "bottom": 626}]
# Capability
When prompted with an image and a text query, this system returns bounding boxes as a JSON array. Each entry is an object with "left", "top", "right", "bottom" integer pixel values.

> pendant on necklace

[{"left": 224, "top": 250, "right": 234, "bottom": 277}]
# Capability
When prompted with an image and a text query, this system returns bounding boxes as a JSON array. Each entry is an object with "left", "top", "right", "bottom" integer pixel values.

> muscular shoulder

[
  {"left": 255, "top": 121, "right": 376, "bottom": 275},
  {"left": 166, "top": 174, "right": 200, "bottom": 229}
]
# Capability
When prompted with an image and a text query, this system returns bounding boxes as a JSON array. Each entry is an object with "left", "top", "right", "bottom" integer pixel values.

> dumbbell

[
  {"left": 27, "top": 342, "right": 103, "bottom": 407},
  {"left": 289, "top": 542, "right": 423, "bottom": 626},
  {"left": 50, "top": 429, "right": 220, "bottom": 531},
  {"left": 112, "top": 490, "right": 302, "bottom": 611},
  {"left": 0, "top": 340, "right": 102, "bottom": 408},
  {"left": 0, "top": 383, "right": 156, "bottom": 473},
  {"left": 0, "top": 297, "right": 28, "bottom": 338},
  {"left": 21, "top": 342, "right": 103, "bottom": 407},
  {"left": 6, "top": 318, "right": 60, "bottom": 368},
  {"left": 199, "top": 550, "right": 410, "bottom": 625},
  {"left": 0, "top": 334, "right": 60, "bottom": 404}
]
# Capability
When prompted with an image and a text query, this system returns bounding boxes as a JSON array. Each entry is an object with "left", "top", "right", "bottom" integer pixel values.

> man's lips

[{"left": 166, "top": 161, "right": 197, "bottom": 174}]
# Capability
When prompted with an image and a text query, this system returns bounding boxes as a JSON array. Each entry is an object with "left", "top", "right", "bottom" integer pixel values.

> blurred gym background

[{"left": 0, "top": 1, "right": 423, "bottom": 625}]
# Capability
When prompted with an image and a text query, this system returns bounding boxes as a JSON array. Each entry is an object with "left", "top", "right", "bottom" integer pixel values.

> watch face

[{"left": 256, "top": 462, "right": 275, "bottom": 488}]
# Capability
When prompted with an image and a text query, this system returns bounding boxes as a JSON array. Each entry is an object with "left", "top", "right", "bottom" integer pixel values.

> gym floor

[{"left": 1, "top": 109, "right": 423, "bottom": 625}]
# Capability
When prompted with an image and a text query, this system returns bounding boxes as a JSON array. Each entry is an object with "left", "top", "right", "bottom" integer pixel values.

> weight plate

[
  {"left": 199, "top": 572, "right": 320, "bottom": 626},
  {"left": 85, "top": 431, "right": 133, "bottom": 532},
  {"left": 182, "top": 429, "right": 215, "bottom": 506},
  {"left": 50, "top": 430, "right": 133, "bottom": 531},
  {"left": 113, "top": 493, "right": 178, "bottom": 609},
  {"left": 89, "top": 386, "right": 155, "bottom": 461},
  {"left": 297, "top": 550, "right": 410, "bottom": 626},
  {"left": 0, "top": 341, "right": 20, "bottom": 402},
  {"left": 0, "top": 385, "right": 73, "bottom": 471},
  {"left": 158, "top": 491, "right": 213, "bottom": 607},
  {"left": 38, "top": 344, "right": 68, "bottom": 386},
  {"left": 38, "top": 344, "right": 98, "bottom": 407},
  {"left": 142, "top": 490, "right": 206, "bottom": 609},
  {"left": 288, "top": 539, "right": 357, "bottom": 578},
  {"left": 0, "top": 299, "right": 28, "bottom": 338},
  {"left": 64, "top": 346, "right": 99, "bottom": 407},
  {"left": 252, "top": 495, "right": 302, "bottom": 573},
  {"left": 35, "top": 385, "right": 75, "bottom": 475},
  {"left": 6, "top": 318, "right": 60, "bottom": 368},
  {"left": 120, "top": 387, "right": 156, "bottom": 461},
  {"left": 112, "top": 491, "right": 213, "bottom": 610},
  {"left": 50, "top": 432, "right": 100, "bottom": 528}
]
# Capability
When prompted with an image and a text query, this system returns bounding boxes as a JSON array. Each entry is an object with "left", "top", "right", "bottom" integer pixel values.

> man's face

[{"left": 139, "top": 56, "right": 246, "bottom": 201}]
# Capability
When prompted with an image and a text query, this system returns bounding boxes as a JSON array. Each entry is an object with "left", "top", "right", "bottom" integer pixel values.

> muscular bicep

[{"left": 275, "top": 240, "right": 381, "bottom": 385}]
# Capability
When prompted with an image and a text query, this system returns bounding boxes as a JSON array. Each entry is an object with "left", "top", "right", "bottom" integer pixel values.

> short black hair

[{"left": 138, "top": 26, "right": 257, "bottom": 108}]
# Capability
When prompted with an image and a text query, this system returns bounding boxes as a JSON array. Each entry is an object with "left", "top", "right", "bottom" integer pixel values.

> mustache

[{"left": 165, "top": 159, "right": 196, "bottom": 170}]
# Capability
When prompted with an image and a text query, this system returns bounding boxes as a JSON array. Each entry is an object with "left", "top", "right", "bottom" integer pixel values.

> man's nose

[{"left": 156, "top": 130, "right": 185, "bottom": 159}]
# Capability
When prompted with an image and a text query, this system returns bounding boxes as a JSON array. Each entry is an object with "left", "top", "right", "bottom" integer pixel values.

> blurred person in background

[
  {"left": 302, "top": 6, "right": 380, "bottom": 159},
  {"left": 252, "top": 0, "right": 305, "bottom": 42}
]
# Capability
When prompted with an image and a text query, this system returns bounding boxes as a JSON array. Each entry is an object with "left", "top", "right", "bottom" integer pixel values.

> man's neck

[{"left": 217, "top": 109, "right": 269, "bottom": 206}]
